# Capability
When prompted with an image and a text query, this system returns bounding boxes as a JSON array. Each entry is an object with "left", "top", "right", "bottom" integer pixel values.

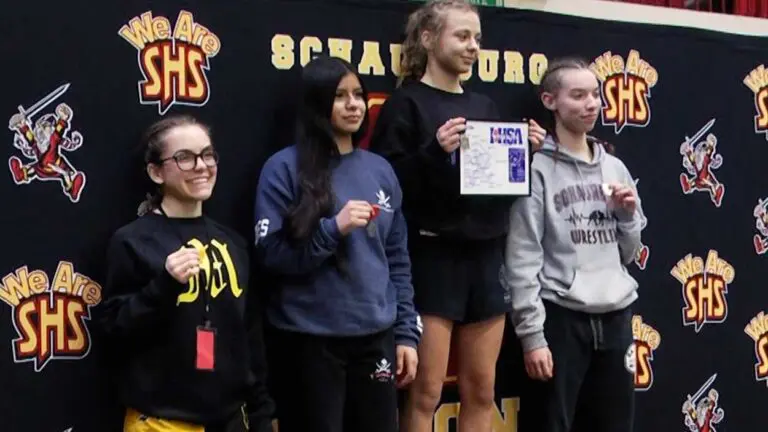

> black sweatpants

[
  {"left": 209, "top": 408, "right": 249, "bottom": 432},
  {"left": 521, "top": 300, "right": 635, "bottom": 432},
  {"left": 268, "top": 326, "right": 398, "bottom": 432}
]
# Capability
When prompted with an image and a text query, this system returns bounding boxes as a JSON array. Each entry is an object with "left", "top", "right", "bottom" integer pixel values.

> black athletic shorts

[
  {"left": 409, "top": 233, "right": 512, "bottom": 324},
  {"left": 268, "top": 326, "right": 398, "bottom": 432}
]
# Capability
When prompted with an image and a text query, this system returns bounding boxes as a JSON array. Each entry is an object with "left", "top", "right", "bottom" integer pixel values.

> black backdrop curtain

[{"left": 2, "top": 1, "right": 768, "bottom": 430}]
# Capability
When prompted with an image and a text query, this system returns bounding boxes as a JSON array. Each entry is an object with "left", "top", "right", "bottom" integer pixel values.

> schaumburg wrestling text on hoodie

[{"left": 502, "top": 136, "right": 647, "bottom": 352}]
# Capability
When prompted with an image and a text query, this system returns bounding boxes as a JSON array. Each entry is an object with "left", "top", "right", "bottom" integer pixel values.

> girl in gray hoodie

[{"left": 501, "top": 57, "right": 646, "bottom": 432}]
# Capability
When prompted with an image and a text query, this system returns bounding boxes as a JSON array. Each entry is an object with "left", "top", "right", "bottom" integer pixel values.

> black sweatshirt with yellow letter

[{"left": 98, "top": 212, "right": 274, "bottom": 431}]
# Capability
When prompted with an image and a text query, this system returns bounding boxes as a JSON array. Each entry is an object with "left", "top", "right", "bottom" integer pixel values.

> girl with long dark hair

[
  {"left": 502, "top": 57, "right": 646, "bottom": 431},
  {"left": 99, "top": 115, "right": 274, "bottom": 432},
  {"left": 253, "top": 55, "right": 421, "bottom": 432},
  {"left": 368, "top": 1, "right": 545, "bottom": 430}
]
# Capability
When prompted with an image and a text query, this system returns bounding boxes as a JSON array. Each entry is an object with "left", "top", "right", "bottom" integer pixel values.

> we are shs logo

[
  {"left": 743, "top": 64, "right": 768, "bottom": 140},
  {"left": 628, "top": 315, "right": 661, "bottom": 392},
  {"left": 0, "top": 262, "right": 102, "bottom": 371},
  {"left": 590, "top": 50, "right": 658, "bottom": 134},
  {"left": 670, "top": 250, "right": 733, "bottom": 333},
  {"left": 119, "top": 10, "right": 221, "bottom": 115}
]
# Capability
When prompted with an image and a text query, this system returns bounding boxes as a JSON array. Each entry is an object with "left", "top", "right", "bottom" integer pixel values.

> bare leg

[
  {"left": 455, "top": 315, "right": 505, "bottom": 431},
  {"left": 403, "top": 315, "right": 453, "bottom": 432}
]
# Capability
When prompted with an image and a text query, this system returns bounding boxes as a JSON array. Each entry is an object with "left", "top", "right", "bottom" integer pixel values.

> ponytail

[
  {"left": 588, "top": 135, "right": 616, "bottom": 155},
  {"left": 137, "top": 191, "right": 163, "bottom": 216},
  {"left": 398, "top": 9, "right": 429, "bottom": 86}
]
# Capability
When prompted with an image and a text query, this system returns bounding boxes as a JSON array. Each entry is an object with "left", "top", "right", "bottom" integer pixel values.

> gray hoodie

[{"left": 501, "top": 135, "right": 646, "bottom": 352}]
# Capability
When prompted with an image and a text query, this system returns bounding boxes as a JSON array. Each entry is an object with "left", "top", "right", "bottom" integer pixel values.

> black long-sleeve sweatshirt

[
  {"left": 98, "top": 212, "right": 274, "bottom": 431},
  {"left": 368, "top": 81, "right": 512, "bottom": 241}
]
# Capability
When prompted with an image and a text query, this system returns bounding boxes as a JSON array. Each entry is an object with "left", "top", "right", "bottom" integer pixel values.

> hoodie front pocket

[{"left": 564, "top": 267, "right": 638, "bottom": 311}]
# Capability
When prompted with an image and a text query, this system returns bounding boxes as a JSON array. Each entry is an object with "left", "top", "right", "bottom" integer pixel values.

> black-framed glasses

[{"left": 158, "top": 148, "right": 219, "bottom": 171}]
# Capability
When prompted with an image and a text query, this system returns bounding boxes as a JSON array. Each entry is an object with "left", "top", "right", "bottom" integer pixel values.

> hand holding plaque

[{"left": 436, "top": 118, "right": 467, "bottom": 153}]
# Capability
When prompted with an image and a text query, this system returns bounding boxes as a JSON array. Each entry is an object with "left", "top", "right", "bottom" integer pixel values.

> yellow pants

[{"left": 123, "top": 408, "right": 205, "bottom": 432}]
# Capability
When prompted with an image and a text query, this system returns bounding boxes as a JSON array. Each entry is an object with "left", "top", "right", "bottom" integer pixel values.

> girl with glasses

[{"left": 99, "top": 115, "right": 275, "bottom": 432}]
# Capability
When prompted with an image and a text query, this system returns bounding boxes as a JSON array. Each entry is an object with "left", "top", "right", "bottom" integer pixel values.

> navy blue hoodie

[{"left": 253, "top": 145, "right": 421, "bottom": 348}]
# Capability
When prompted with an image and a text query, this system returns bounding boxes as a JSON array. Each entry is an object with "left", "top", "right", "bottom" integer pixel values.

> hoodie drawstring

[{"left": 589, "top": 314, "right": 605, "bottom": 350}]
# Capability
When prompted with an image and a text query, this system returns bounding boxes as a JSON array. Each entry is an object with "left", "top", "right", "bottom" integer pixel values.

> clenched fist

[
  {"left": 165, "top": 247, "right": 201, "bottom": 284},
  {"left": 335, "top": 200, "right": 373, "bottom": 235},
  {"left": 607, "top": 183, "right": 637, "bottom": 215}
]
